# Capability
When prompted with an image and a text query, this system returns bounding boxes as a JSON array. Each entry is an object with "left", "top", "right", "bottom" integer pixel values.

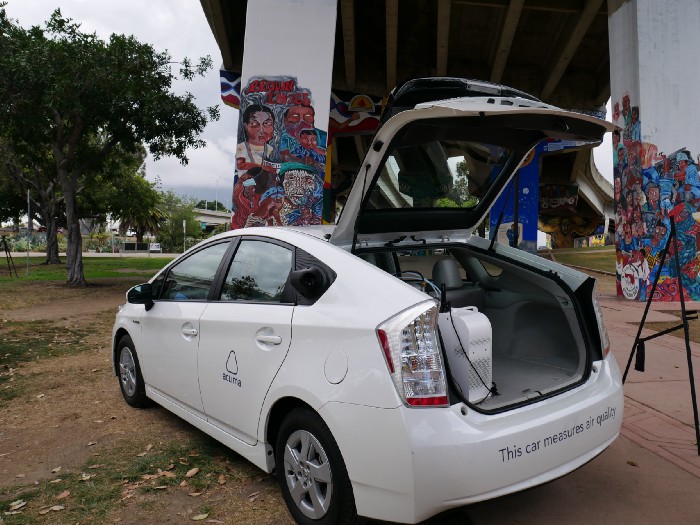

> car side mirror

[
  {"left": 127, "top": 283, "right": 155, "bottom": 311},
  {"left": 290, "top": 267, "right": 329, "bottom": 299}
]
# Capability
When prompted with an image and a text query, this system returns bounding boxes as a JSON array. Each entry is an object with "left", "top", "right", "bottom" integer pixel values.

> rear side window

[
  {"left": 160, "top": 242, "right": 231, "bottom": 300},
  {"left": 220, "top": 240, "right": 293, "bottom": 302}
]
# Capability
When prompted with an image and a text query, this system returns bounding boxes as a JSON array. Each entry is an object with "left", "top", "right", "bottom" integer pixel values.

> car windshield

[{"left": 366, "top": 138, "right": 512, "bottom": 211}]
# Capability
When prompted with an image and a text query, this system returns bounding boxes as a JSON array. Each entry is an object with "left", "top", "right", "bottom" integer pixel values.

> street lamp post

[{"left": 215, "top": 175, "right": 222, "bottom": 212}]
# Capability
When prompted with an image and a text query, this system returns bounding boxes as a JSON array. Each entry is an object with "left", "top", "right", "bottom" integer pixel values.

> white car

[{"left": 113, "top": 78, "right": 623, "bottom": 525}]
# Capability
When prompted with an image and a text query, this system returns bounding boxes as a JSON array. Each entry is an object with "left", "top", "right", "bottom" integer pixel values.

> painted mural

[
  {"left": 222, "top": 68, "right": 384, "bottom": 227},
  {"left": 612, "top": 92, "right": 700, "bottom": 301},
  {"left": 231, "top": 76, "right": 326, "bottom": 229},
  {"left": 329, "top": 89, "right": 382, "bottom": 138}
]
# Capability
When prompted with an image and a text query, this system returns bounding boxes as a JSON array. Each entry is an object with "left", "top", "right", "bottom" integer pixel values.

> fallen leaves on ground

[{"left": 9, "top": 499, "right": 27, "bottom": 511}]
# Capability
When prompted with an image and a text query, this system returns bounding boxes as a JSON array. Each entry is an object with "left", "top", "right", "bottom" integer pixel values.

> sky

[{"left": 3, "top": 0, "right": 615, "bottom": 213}]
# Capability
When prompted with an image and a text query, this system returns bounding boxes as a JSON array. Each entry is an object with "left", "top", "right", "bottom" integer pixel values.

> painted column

[
  {"left": 490, "top": 146, "right": 539, "bottom": 253},
  {"left": 230, "top": 0, "right": 337, "bottom": 229},
  {"left": 610, "top": 0, "right": 700, "bottom": 301},
  {"left": 491, "top": 140, "right": 599, "bottom": 253}
]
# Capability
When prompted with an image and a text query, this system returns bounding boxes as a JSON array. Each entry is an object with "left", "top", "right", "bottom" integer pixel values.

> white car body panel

[
  {"left": 319, "top": 357, "right": 622, "bottom": 524},
  {"left": 198, "top": 301, "right": 294, "bottom": 445},
  {"left": 138, "top": 301, "right": 208, "bottom": 412}
]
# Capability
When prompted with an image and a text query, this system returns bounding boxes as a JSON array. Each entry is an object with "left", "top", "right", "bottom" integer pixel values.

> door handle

[
  {"left": 256, "top": 334, "right": 282, "bottom": 345},
  {"left": 182, "top": 327, "right": 198, "bottom": 336}
]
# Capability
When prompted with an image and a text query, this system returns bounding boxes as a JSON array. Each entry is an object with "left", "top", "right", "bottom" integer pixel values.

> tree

[
  {"left": 0, "top": 150, "right": 27, "bottom": 225},
  {"left": 77, "top": 143, "right": 166, "bottom": 244},
  {"left": 0, "top": 138, "right": 64, "bottom": 263},
  {"left": 446, "top": 160, "right": 479, "bottom": 207},
  {"left": 195, "top": 199, "right": 229, "bottom": 212},
  {"left": 156, "top": 191, "right": 203, "bottom": 253},
  {"left": 110, "top": 175, "right": 167, "bottom": 244},
  {"left": 0, "top": 8, "right": 218, "bottom": 285}
]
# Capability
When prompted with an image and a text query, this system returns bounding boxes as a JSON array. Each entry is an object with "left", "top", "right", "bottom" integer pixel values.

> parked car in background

[{"left": 113, "top": 78, "right": 622, "bottom": 524}]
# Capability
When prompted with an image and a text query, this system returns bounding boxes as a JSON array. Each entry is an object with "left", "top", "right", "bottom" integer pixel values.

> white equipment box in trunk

[{"left": 438, "top": 306, "right": 493, "bottom": 403}]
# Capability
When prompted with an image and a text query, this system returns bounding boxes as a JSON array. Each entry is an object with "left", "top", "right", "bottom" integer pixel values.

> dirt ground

[
  {"left": 0, "top": 279, "right": 296, "bottom": 525},
  {"left": 0, "top": 279, "right": 475, "bottom": 525}
]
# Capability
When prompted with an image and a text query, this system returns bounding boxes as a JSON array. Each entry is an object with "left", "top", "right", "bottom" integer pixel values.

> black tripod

[
  {"left": 622, "top": 216, "right": 700, "bottom": 456},
  {"left": 0, "top": 236, "right": 18, "bottom": 278}
]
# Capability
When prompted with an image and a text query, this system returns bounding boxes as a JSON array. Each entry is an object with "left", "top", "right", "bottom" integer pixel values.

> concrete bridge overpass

[
  {"left": 194, "top": 208, "right": 231, "bottom": 233},
  {"left": 199, "top": 0, "right": 618, "bottom": 246}
]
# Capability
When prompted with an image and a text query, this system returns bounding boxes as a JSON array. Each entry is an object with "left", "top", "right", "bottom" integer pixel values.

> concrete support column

[
  {"left": 609, "top": 0, "right": 700, "bottom": 301},
  {"left": 230, "top": 0, "right": 337, "bottom": 229}
]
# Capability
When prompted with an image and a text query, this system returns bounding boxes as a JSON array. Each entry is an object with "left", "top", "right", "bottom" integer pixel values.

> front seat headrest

[{"left": 432, "top": 258, "right": 463, "bottom": 290}]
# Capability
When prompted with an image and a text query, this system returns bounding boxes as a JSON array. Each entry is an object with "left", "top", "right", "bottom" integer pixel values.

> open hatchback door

[
  {"left": 331, "top": 79, "right": 615, "bottom": 249},
  {"left": 330, "top": 79, "right": 618, "bottom": 412}
]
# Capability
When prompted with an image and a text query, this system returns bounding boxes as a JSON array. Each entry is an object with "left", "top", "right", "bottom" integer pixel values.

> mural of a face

[
  {"left": 300, "top": 131, "right": 317, "bottom": 149},
  {"left": 617, "top": 148, "right": 626, "bottom": 165},
  {"left": 654, "top": 224, "right": 667, "bottom": 242},
  {"left": 623, "top": 223, "right": 632, "bottom": 239},
  {"left": 285, "top": 105, "right": 315, "bottom": 129},
  {"left": 283, "top": 168, "right": 318, "bottom": 205},
  {"left": 648, "top": 186, "right": 659, "bottom": 204},
  {"left": 245, "top": 111, "right": 274, "bottom": 146},
  {"left": 243, "top": 184, "right": 256, "bottom": 200},
  {"left": 622, "top": 93, "right": 630, "bottom": 112}
]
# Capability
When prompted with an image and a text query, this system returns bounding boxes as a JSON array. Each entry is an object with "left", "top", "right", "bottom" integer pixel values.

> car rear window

[{"left": 366, "top": 138, "right": 511, "bottom": 212}]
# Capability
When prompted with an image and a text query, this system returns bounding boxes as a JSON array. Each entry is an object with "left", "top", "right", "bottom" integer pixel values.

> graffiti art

[{"left": 612, "top": 92, "right": 700, "bottom": 301}]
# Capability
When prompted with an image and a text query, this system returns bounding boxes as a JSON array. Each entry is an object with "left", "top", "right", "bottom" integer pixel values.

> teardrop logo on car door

[{"left": 226, "top": 350, "right": 238, "bottom": 375}]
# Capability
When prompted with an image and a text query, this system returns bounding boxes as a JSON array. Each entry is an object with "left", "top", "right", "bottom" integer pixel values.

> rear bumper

[{"left": 319, "top": 356, "right": 623, "bottom": 524}]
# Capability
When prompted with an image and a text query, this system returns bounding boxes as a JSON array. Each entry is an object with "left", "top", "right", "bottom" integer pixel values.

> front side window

[
  {"left": 220, "top": 240, "right": 293, "bottom": 302},
  {"left": 160, "top": 242, "right": 231, "bottom": 300}
]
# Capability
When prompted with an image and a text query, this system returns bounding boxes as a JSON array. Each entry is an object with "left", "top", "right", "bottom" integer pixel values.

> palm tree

[{"left": 110, "top": 175, "right": 167, "bottom": 244}]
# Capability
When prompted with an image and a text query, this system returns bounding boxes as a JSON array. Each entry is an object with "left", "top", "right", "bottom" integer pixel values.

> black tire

[
  {"left": 116, "top": 334, "right": 150, "bottom": 408},
  {"left": 276, "top": 408, "right": 357, "bottom": 525}
]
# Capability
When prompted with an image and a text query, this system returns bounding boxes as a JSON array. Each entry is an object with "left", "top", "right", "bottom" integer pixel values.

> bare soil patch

[{"left": 0, "top": 278, "right": 295, "bottom": 524}]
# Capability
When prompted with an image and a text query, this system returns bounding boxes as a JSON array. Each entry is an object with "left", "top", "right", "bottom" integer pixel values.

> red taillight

[
  {"left": 407, "top": 396, "right": 449, "bottom": 406},
  {"left": 377, "top": 329, "right": 394, "bottom": 373},
  {"left": 377, "top": 301, "right": 448, "bottom": 408}
]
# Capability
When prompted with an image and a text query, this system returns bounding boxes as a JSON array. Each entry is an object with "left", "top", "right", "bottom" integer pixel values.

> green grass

[
  {"left": 0, "top": 256, "right": 174, "bottom": 282},
  {"left": 552, "top": 248, "right": 616, "bottom": 274},
  {"left": 0, "top": 437, "right": 250, "bottom": 524},
  {"left": 0, "top": 319, "right": 95, "bottom": 403}
]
